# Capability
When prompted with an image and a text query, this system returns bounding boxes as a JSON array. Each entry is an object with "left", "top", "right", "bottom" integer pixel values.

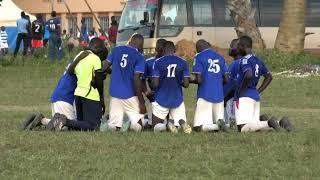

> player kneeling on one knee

[
  {"left": 102, "top": 34, "right": 146, "bottom": 132},
  {"left": 151, "top": 41, "right": 192, "bottom": 134},
  {"left": 234, "top": 36, "right": 290, "bottom": 132},
  {"left": 191, "top": 39, "right": 228, "bottom": 132}
]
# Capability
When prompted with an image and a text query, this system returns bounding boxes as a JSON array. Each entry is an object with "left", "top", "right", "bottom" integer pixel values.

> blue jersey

[
  {"left": 192, "top": 49, "right": 226, "bottom": 103},
  {"left": 236, "top": 54, "right": 270, "bottom": 101},
  {"left": 51, "top": 64, "right": 77, "bottom": 105},
  {"left": 153, "top": 55, "right": 190, "bottom": 108},
  {"left": 223, "top": 59, "right": 240, "bottom": 96},
  {"left": 46, "top": 17, "right": 61, "bottom": 34},
  {"left": 107, "top": 45, "right": 145, "bottom": 99}
]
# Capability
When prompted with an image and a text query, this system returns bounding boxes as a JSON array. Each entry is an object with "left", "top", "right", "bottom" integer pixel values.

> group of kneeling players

[{"left": 21, "top": 34, "right": 294, "bottom": 133}]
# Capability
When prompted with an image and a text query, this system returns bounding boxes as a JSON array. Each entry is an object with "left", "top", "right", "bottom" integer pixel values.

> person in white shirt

[{"left": 0, "top": 26, "right": 9, "bottom": 55}]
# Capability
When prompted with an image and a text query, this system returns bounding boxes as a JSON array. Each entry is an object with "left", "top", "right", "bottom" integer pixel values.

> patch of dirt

[{"left": 274, "top": 64, "right": 320, "bottom": 77}]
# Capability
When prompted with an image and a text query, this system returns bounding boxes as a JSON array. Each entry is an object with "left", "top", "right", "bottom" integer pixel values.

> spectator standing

[
  {"left": 13, "top": 11, "right": 29, "bottom": 57},
  {"left": 80, "top": 18, "right": 88, "bottom": 46},
  {"left": 25, "top": 15, "right": 32, "bottom": 55},
  {"left": 31, "top": 14, "right": 45, "bottom": 55},
  {"left": 0, "top": 26, "right": 9, "bottom": 55},
  {"left": 46, "top": 11, "right": 63, "bottom": 61},
  {"left": 108, "top": 16, "right": 118, "bottom": 49}
]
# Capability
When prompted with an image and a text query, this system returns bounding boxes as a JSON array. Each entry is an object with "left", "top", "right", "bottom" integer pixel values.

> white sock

[
  {"left": 154, "top": 123, "right": 167, "bottom": 132},
  {"left": 130, "top": 123, "right": 142, "bottom": 132},
  {"left": 41, "top": 118, "right": 51, "bottom": 125},
  {"left": 241, "top": 121, "right": 269, "bottom": 132},
  {"left": 202, "top": 124, "right": 219, "bottom": 132}
]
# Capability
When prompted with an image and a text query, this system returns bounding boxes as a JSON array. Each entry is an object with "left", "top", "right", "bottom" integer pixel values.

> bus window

[
  {"left": 159, "top": 0, "right": 188, "bottom": 26},
  {"left": 307, "top": 0, "right": 320, "bottom": 27},
  {"left": 192, "top": 0, "right": 213, "bottom": 25},
  {"left": 259, "top": 0, "right": 283, "bottom": 27}
]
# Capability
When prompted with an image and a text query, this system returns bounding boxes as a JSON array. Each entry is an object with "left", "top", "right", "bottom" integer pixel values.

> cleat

[
  {"left": 279, "top": 117, "right": 294, "bottom": 132},
  {"left": 193, "top": 126, "right": 202, "bottom": 132},
  {"left": 121, "top": 120, "right": 131, "bottom": 132},
  {"left": 27, "top": 113, "right": 44, "bottom": 130},
  {"left": 178, "top": 119, "right": 192, "bottom": 134},
  {"left": 21, "top": 113, "right": 36, "bottom": 130},
  {"left": 167, "top": 120, "right": 178, "bottom": 134},
  {"left": 268, "top": 117, "right": 281, "bottom": 132},
  {"left": 229, "top": 118, "right": 237, "bottom": 130},
  {"left": 260, "top": 114, "right": 269, "bottom": 121},
  {"left": 217, "top": 119, "right": 228, "bottom": 132},
  {"left": 47, "top": 113, "right": 66, "bottom": 131}
]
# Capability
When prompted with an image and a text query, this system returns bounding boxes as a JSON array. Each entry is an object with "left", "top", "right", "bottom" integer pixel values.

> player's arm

[
  {"left": 190, "top": 73, "right": 202, "bottom": 85},
  {"left": 134, "top": 73, "right": 147, "bottom": 114},
  {"left": 68, "top": 50, "right": 91, "bottom": 74},
  {"left": 238, "top": 69, "right": 253, "bottom": 97},
  {"left": 182, "top": 77, "right": 189, "bottom": 88},
  {"left": 258, "top": 72, "right": 273, "bottom": 94}
]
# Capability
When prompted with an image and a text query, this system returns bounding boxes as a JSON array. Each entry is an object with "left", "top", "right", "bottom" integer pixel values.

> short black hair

[
  {"left": 156, "top": 39, "right": 166, "bottom": 50},
  {"left": 21, "top": 11, "right": 26, "bottom": 18},
  {"left": 164, "top": 41, "right": 176, "bottom": 54},
  {"left": 88, "top": 38, "right": 108, "bottom": 60},
  {"left": 239, "top": 36, "right": 252, "bottom": 48},
  {"left": 196, "top": 39, "right": 210, "bottom": 53},
  {"left": 36, "top": 14, "right": 42, "bottom": 20},
  {"left": 51, "top": 11, "right": 57, "bottom": 17}
]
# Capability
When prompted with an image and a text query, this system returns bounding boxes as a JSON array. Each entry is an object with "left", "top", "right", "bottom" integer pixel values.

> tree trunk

[
  {"left": 228, "top": 0, "right": 266, "bottom": 50},
  {"left": 275, "top": 0, "right": 306, "bottom": 53}
]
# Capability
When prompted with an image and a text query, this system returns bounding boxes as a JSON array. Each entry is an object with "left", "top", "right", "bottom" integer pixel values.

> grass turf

[{"left": 0, "top": 58, "right": 319, "bottom": 179}]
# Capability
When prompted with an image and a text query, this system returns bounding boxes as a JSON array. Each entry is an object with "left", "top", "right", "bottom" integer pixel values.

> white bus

[{"left": 117, "top": 0, "right": 320, "bottom": 50}]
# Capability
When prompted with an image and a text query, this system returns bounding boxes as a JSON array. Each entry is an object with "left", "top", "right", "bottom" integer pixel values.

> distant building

[{"left": 13, "top": 0, "right": 124, "bottom": 34}]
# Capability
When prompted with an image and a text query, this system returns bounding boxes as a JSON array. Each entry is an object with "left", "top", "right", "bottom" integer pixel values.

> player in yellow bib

[{"left": 47, "top": 38, "right": 108, "bottom": 131}]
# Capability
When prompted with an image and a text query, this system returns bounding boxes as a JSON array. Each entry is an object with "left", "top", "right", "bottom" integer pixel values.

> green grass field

[{"left": 0, "top": 57, "right": 320, "bottom": 179}]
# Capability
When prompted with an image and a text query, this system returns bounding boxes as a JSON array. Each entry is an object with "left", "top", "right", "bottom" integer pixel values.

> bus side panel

[{"left": 192, "top": 27, "right": 215, "bottom": 47}]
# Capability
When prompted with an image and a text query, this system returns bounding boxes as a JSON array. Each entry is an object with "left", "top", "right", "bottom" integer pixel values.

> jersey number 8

[
  {"left": 255, "top": 64, "right": 259, "bottom": 77},
  {"left": 120, "top": 54, "right": 128, "bottom": 68},
  {"left": 208, "top": 59, "right": 220, "bottom": 73}
]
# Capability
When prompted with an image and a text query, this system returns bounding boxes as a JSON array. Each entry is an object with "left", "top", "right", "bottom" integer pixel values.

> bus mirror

[{"left": 143, "top": 12, "right": 149, "bottom": 23}]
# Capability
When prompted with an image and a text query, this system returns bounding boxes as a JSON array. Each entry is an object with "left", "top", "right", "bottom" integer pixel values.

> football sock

[
  {"left": 241, "top": 121, "right": 269, "bottom": 132},
  {"left": 202, "top": 124, "right": 219, "bottom": 132},
  {"left": 130, "top": 123, "right": 142, "bottom": 132},
  {"left": 41, "top": 118, "right": 51, "bottom": 125}
]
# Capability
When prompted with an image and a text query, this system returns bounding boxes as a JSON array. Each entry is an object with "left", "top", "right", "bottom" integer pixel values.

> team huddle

[{"left": 21, "top": 34, "right": 294, "bottom": 133}]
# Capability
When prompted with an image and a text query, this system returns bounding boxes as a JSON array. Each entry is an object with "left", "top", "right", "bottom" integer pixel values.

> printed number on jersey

[
  {"left": 35, "top": 24, "right": 41, "bottom": 33},
  {"left": 167, "top": 64, "right": 177, "bottom": 77},
  {"left": 49, "top": 24, "right": 56, "bottom": 30},
  {"left": 255, "top": 64, "right": 259, "bottom": 77},
  {"left": 208, "top": 59, "right": 220, "bottom": 73},
  {"left": 120, "top": 54, "right": 128, "bottom": 68}
]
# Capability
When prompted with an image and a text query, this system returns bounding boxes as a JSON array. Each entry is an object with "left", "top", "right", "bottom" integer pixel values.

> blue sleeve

[
  {"left": 259, "top": 61, "right": 270, "bottom": 76},
  {"left": 142, "top": 62, "right": 148, "bottom": 80},
  {"left": 192, "top": 56, "right": 203, "bottom": 74},
  {"left": 106, "top": 49, "right": 115, "bottom": 64},
  {"left": 220, "top": 57, "right": 226, "bottom": 75},
  {"left": 152, "top": 61, "right": 160, "bottom": 77},
  {"left": 183, "top": 61, "right": 190, "bottom": 77},
  {"left": 135, "top": 55, "right": 145, "bottom": 74}
]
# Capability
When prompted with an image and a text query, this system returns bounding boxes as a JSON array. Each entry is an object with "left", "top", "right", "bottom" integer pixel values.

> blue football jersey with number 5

[
  {"left": 237, "top": 54, "right": 270, "bottom": 101},
  {"left": 107, "top": 45, "right": 145, "bottom": 99},
  {"left": 192, "top": 49, "right": 226, "bottom": 103},
  {"left": 152, "top": 55, "right": 190, "bottom": 108}
]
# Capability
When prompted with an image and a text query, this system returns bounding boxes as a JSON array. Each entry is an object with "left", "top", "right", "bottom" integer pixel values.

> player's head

[
  {"left": 36, "top": 14, "right": 42, "bottom": 20},
  {"left": 51, "top": 11, "right": 57, "bottom": 18},
  {"left": 196, "top": 39, "right": 210, "bottom": 53},
  {"left": 163, "top": 41, "right": 176, "bottom": 55},
  {"left": 0, "top": 26, "right": 5, "bottom": 31},
  {"left": 25, "top": 15, "right": 30, "bottom": 21},
  {"left": 155, "top": 39, "right": 166, "bottom": 57},
  {"left": 21, "top": 11, "right": 26, "bottom": 18},
  {"left": 88, "top": 38, "right": 108, "bottom": 61},
  {"left": 229, "top": 38, "right": 239, "bottom": 58},
  {"left": 128, "top": 33, "right": 144, "bottom": 53},
  {"left": 238, "top": 35, "right": 252, "bottom": 56}
]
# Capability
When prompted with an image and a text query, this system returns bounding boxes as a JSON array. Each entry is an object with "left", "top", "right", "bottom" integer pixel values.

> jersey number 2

[
  {"left": 120, "top": 54, "right": 128, "bottom": 68},
  {"left": 167, "top": 64, "right": 177, "bottom": 77},
  {"left": 208, "top": 59, "right": 220, "bottom": 73},
  {"left": 35, "top": 24, "right": 40, "bottom": 33}
]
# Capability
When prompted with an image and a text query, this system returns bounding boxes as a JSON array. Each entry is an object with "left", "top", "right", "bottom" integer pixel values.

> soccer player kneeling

[
  {"left": 151, "top": 41, "right": 192, "bottom": 134},
  {"left": 191, "top": 40, "right": 228, "bottom": 132},
  {"left": 235, "top": 36, "right": 293, "bottom": 132},
  {"left": 103, "top": 34, "right": 146, "bottom": 132}
]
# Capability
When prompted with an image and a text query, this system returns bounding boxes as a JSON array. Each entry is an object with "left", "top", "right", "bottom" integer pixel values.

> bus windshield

[{"left": 119, "top": 0, "right": 158, "bottom": 30}]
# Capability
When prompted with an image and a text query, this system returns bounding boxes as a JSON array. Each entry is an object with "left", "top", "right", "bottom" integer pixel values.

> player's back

[
  {"left": 47, "top": 17, "right": 60, "bottom": 33},
  {"left": 238, "top": 54, "right": 269, "bottom": 101},
  {"left": 194, "top": 49, "right": 226, "bottom": 103},
  {"left": 108, "top": 45, "right": 145, "bottom": 99},
  {"left": 153, "top": 55, "right": 189, "bottom": 108},
  {"left": 32, "top": 20, "right": 44, "bottom": 39}
]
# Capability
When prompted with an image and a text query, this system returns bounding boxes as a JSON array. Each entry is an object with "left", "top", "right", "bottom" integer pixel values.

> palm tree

[
  {"left": 275, "top": 0, "right": 307, "bottom": 53},
  {"left": 228, "top": 0, "right": 266, "bottom": 50}
]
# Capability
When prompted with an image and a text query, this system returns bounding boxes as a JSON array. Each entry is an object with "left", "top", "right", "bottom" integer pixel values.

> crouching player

[
  {"left": 103, "top": 34, "right": 146, "bottom": 132},
  {"left": 47, "top": 38, "right": 108, "bottom": 131},
  {"left": 151, "top": 41, "right": 192, "bottom": 134},
  {"left": 191, "top": 40, "right": 228, "bottom": 132},
  {"left": 235, "top": 36, "right": 293, "bottom": 132},
  {"left": 21, "top": 51, "right": 92, "bottom": 130}
]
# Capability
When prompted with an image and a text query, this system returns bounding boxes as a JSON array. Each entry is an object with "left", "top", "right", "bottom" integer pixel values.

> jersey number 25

[{"left": 208, "top": 59, "right": 220, "bottom": 73}]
